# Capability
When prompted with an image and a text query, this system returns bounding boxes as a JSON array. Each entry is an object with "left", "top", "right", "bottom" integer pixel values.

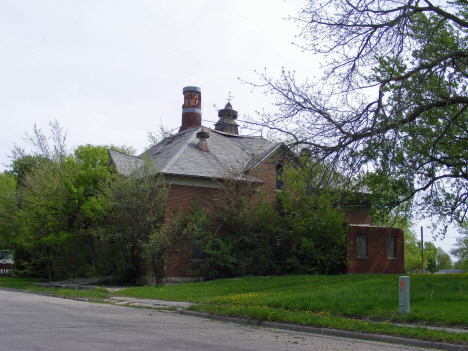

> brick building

[{"left": 109, "top": 86, "right": 404, "bottom": 279}]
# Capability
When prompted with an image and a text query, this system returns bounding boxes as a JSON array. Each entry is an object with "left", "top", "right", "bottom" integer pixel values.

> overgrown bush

[
  {"left": 192, "top": 162, "right": 349, "bottom": 279},
  {"left": 277, "top": 165, "right": 349, "bottom": 275}
]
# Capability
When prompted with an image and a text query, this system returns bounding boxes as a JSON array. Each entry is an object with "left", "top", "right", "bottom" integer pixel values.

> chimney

[
  {"left": 179, "top": 86, "right": 202, "bottom": 132},
  {"left": 214, "top": 102, "right": 239, "bottom": 135},
  {"left": 196, "top": 130, "right": 209, "bottom": 152}
]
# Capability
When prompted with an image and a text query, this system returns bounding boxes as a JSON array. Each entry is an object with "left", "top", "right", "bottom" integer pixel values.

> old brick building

[{"left": 109, "top": 86, "right": 404, "bottom": 279}]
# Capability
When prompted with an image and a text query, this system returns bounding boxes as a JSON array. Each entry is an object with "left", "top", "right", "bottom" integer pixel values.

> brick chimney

[{"left": 179, "top": 86, "right": 202, "bottom": 132}]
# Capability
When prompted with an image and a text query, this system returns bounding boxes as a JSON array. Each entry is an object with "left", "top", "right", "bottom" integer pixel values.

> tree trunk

[
  {"left": 44, "top": 247, "right": 52, "bottom": 281},
  {"left": 89, "top": 236, "right": 96, "bottom": 271},
  {"left": 152, "top": 256, "right": 166, "bottom": 285}
]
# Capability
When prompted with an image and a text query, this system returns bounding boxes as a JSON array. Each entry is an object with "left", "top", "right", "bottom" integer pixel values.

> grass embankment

[
  {"left": 1, "top": 274, "right": 467, "bottom": 344},
  {"left": 0, "top": 277, "right": 110, "bottom": 300},
  {"left": 115, "top": 274, "right": 468, "bottom": 344}
]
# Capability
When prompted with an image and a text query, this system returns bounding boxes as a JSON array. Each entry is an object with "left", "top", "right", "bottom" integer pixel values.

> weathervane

[{"left": 227, "top": 91, "right": 234, "bottom": 104}]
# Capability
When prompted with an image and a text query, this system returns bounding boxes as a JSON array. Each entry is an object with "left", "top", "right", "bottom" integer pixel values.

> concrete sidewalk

[{"left": 103, "top": 296, "right": 194, "bottom": 309}]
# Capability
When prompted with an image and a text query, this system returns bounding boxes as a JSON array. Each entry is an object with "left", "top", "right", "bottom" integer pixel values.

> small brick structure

[{"left": 347, "top": 225, "right": 405, "bottom": 274}]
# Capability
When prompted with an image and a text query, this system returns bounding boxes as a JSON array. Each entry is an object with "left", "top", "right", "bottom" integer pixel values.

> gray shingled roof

[
  {"left": 108, "top": 149, "right": 145, "bottom": 176},
  {"left": 108, "top": 127, "right": 282, "bottom": 181}
]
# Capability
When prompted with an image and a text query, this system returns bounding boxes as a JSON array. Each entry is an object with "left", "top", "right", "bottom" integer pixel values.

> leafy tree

[
  {"left": 277, "top": 164, "right": 348, "bottom": 275},
  {"left": 8, "top": 122, "right": 125, "bottom": 279},
  {"left": 249, "top": 0, "right": 468, "bottom": 233},
  {"left": 0, "top": 172, "right": 17, "bottom": 249},
  {"left": 201, "top": 175, "right": 278, "bottom": 279},
  {"left": 454, "top": 257, "right": 468, "bottom": 272},
  {"left": 436, "top": 247, "right": 453, "bottom": 271},
  {"left": 73, "top": 144, "right": 116, "bottom": 270},
  {"left": 451, "top": 222, "right": 468, "bottom": 271},
  {"left": 97, "top": 166, "right": 192, "bottom": 285},
  {"left": 423, "top": 242, "right": 438, "bottom": 273}
]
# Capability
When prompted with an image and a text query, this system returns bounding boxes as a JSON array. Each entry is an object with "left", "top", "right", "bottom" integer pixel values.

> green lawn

[
  {"left": 115, "top": 274, "right": 468, "bottom": 344},
  {"left": 1, "top": 274, "right": 467, "bottom": 344},
  {"left": 116, "top": 274, "right": 468, "bottom": 326},
  {"left": 0, "top": 277, "right": 111, "bottom": 299}
]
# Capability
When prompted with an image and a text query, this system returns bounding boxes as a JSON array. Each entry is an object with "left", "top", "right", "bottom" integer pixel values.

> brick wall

[
  {"left": 252, "top": 160, "right": 278, "bottom": 201},
  {"left": 164, "top": 183, "right": 216, "bottom": 277},
  {"left": 345, "top": 206, "right": 373, "bottom": 225},
  {"left": 347, "top": 225, "right": 405, "bottom": 274}
]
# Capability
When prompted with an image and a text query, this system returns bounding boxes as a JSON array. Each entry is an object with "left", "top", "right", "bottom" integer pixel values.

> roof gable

[{"left": 108, "top": 149, "right": 145, "bottom": 176}]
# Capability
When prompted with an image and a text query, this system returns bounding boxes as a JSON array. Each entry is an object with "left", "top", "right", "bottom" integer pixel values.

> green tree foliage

[
  {"left": 198, "top": 162, "right": 348, "bottom": 279},
  {"left": 250, "top": 0, "right": 468, "bottom": 234},
  {"left": 451, "top": 222, "right": 468, "bottom": 271},
  {"left": 97, "top": 167, "right": 193, "bottom": 284},
  {"left": 277, "top": 164, "right": 348, "bottom": 275},
  {"left": 423, "top": 242, "right": 438, "bottom": 273},
  {"left": 200, "top": 176, "right": 278, "bottom": 279},
  {"left": 0, "top": 172, "right": 17, "bottom": 249},
  {"left": 6, "top": 122, "right": 123, "bottom": 279},
  {"left": 436, "top": 247, "right": 453, "bottom": 271}
]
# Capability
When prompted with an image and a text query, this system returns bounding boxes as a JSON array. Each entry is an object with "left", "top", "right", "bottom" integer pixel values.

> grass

[
  {"left": 114, "top": 274, "right": 468, "bottom": 344},
  {"left": 0, "top": 277, "right": 111, "bottom": 299},
  {"left": 1, "top": 274, "right": 468, "bottom": 344},
  {"left": 116, "top": 274, "right": 468, "bottom": 326}
]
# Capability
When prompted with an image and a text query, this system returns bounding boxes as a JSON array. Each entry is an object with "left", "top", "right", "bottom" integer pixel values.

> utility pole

[{"left": 421, "top": 226, "right": 424, "bottom": 273}]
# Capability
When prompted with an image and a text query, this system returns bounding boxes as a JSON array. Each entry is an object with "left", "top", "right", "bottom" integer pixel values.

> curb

[
  {"left": 33, "top": 282, "right": 96, "bottom": 291},
  {"left": 180, "top": 310, "right": 468, "bottom": 351}
]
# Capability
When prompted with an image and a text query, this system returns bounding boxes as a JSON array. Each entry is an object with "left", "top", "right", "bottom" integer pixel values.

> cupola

[{"left": 214, "top": 102, "right": 239, "bottom": 135}]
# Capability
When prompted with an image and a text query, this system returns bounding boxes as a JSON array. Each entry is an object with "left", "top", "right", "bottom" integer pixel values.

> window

[
  {"left": 356, "top": 235, "right": 368, "bottom": 259},
  {"left": 386, "top": 236, "right": 397, "bottom": 260},
  {"left": 275, "top": 163, "right": 284, "bottom": 190}
]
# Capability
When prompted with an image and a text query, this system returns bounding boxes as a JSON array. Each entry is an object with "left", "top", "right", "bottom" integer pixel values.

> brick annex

[{"left": 108, "top": 86, "right": 404, "bottom": 280}]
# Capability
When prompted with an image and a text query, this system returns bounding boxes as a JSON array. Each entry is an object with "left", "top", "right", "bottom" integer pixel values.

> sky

[{"left": 0, "top": 1, "right": 463, "bottom": 261}]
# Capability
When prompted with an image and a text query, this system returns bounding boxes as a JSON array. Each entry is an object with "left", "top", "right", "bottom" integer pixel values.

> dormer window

[{"left": 276, "top": 163, "right": 284, "bottom": 190}]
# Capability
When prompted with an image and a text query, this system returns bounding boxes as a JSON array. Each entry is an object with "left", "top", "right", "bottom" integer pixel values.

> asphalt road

[{"left": 0, "top": 289, "right": 432, "bottom": 351}]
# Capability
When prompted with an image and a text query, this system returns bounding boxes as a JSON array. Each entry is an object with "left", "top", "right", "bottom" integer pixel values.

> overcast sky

[
  {"left": 0, "top": 0, "right": 315, "bottom": 165},
  {"left": 0, "top": 0, "right": 462, "bottom": 260}
]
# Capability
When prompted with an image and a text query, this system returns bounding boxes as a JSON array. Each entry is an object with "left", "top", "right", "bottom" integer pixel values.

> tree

[
  {"left": 201, "top": 172, "right": 278, "bottom": 279},
  {"left": 97, "top": 165, "right": 193, "bottom": 285},
  {"left": 8, "top": 122, "right": 127, "bottom": 279},
  {"left": 435, "top": 246, "right": 453, "bottom": 271},
  {"left": 424, "top": 242, "right": 438, "bottom": 273},
  {"left": 0, "top": 172, "right": 17, "bottom": 249},
  {"left": 249, "top": 0, "right": 468, "bottom": 233},
  {"left": 277, "top": 163, "right": 349, "bottom": 275},
  {"left": 451, "top": 222, "right": 468, "bottom": 271}
]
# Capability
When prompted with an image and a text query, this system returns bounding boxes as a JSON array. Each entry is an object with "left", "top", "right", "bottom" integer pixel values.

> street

[{"left": 0, "top": 289, "right": 432, "bottom": 351}]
